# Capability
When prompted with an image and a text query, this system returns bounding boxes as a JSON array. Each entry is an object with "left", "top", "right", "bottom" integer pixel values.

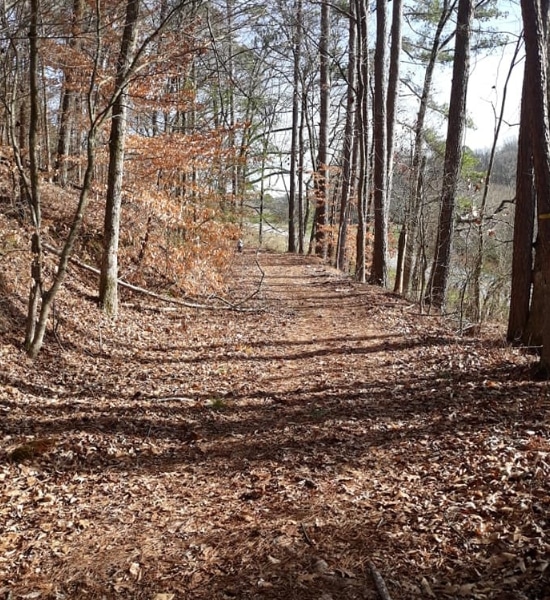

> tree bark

[
  {"left": 520, "top": 0, "right": 550, "bottom": 373},
  {"left": 298, "top": 78, "right": 307, "bottom": 254},
  {"left": 336, "top": 0, "right": 357, "bottom": 271},
  {"left": 313, "top": 0, "right": 330, "bottom": 258},
  {"left": 370, "top": 0, "right": 388, "bottom": 286},
  {"left": 288, "top": 0, "right": 302, "bottom": 254},
  {"left": 24, "top": 0, "right": 43, "bottom": 351},
  {"left": 355, "top": 0, "right": 370, "bottom": 283},
  {"left": 426, "top": 0, "right": 473, "bottom": 308},
  {"left": 99, "top": 0, "right": 140, "bottom": 317},
  {"left": 386, "top": 0, "right": 402, "bottom": 203}
]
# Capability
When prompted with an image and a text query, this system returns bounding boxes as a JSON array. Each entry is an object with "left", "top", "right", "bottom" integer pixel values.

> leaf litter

[{"left": 0, "top": 250, "right": 549, "bottom": 599}]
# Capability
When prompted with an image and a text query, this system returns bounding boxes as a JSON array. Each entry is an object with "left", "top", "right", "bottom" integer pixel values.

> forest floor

[{"left": 0, "top": 248, "right": 549, "bottom": 600}]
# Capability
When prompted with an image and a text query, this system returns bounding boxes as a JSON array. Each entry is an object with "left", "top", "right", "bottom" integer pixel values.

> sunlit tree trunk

[
  {"left": 355, "top": 0, "right": 369, "bottom": 282},
  {"left": 99, "top": 0, "right": 140, "bottom": 317}
]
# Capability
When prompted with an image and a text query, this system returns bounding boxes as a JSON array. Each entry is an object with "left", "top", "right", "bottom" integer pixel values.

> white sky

[{"left": 464, "top": 1, "right": 523, "bottom": 150}]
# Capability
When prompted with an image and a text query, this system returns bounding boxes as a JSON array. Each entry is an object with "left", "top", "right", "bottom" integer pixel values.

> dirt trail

[
  {"left": 234, "top": 250, "right": 412, "bottom": 398},
  {"left": 0, "top": 250, "right": 548, "bottom": 600}
]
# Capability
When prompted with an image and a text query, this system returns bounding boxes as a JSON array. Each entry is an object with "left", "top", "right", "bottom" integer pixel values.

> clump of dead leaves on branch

[{"left": 0, "top": 247, "right": 549, "bottom": 599}]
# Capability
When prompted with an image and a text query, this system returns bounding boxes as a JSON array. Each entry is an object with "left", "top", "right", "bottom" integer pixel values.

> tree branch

[{"left": 42, "top": 243, "right": 262, "bottom": 312}]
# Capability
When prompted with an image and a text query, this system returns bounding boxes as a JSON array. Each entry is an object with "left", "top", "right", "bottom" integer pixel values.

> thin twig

[{"left": 301, "top": 523, "right": 315, "bottom": 547}]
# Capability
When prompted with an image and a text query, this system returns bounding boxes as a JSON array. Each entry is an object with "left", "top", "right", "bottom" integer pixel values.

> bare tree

[
  {"left": 54, "top": 0, "right": 84, "bottom": 188},
  {"left": 355, "top": 0, "right": 370, "bottom": 283},
  {"left": 395, "top": 0, "right": 457, "bottom": 296},
  {"left": 288, "top": 0, "right": 303, "bottom": 253},
  {"left": 386, "top": 0, "right": 402, "bottom": 204},
  {"left": 23, "top": 0, "right": 194, "bottom": 356}
]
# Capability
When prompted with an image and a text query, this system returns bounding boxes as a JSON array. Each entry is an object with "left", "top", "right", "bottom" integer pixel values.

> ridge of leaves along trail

[{"left": 1, "top": 249, "right": 548, "bottom": 600}]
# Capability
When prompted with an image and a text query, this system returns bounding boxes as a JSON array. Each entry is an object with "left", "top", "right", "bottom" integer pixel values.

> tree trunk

[
  {"left": 386, "top": 0, "right": 402, "bottom": 204},
  {"left": 397, "top": 0, "right": 456, "bottom": 297},
  {"left": 370, "top": 0, "right": 388, "bottom": 286},
  {"left": 24, "top": 0, "right": 43, "bottom": 351},
  {"left": 507, "top": 64, "right": 535, "bottom": 343},
  {"left": 313, "top": 0, "right": 330, "bottom": 258},
  {"left": 355, "top": 0, "right": 369, "bottom": 283},
  {"left": 298, "top": 81, "right": 307, "bottom": 254},
  {"left": 99, "top": 0, "right": 140, "bottom": 317},
  {"left": 520, "top": 0, "right": 550, "bottom": 373},
  {"left": 288, "top": 0, "right": 302, "bottom": 253},
  {"left": 426, "top": 0, "right": 473, "bottom": 309},
  {"left": 336, "top": 0, "right": 357, "bottom": 271},
  {"left": 55, "top": 0, "right": 83, "bottom": 187}
]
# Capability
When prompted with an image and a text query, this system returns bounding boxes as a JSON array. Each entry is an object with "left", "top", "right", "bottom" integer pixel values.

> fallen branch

[
  {"left": 42, "top": 243, "right": 260, "bottom": 312},
  {"left": 230, "top": 253, "right": 265, "bottom": 308},
  {"left": 368, "top": 561, "right": 393, "bottom": 600},
  {"left": 194, "top": 250, "right": 265, "bottom": 309}
]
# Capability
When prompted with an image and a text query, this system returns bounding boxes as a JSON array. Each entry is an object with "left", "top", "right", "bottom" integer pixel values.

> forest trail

[
  {"left": 232, "top": 250, "right": 412, "bottom": 399},
  {"left": 1, "top": 249, "right": 549, "bottom": 600}
]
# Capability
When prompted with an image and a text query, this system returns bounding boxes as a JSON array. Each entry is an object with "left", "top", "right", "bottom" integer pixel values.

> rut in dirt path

[{"left": 241, "top": 251, "right": 416, "bottom": 399}]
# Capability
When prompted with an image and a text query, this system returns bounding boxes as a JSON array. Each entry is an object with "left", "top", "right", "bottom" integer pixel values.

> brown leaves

[{"left": 0, "top": 252, "right": 549, "bottom": 599}]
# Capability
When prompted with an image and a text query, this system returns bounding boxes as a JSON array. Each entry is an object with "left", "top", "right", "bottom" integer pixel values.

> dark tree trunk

[
  {"left": 25, "top": 0, "right": 43, "bottom": 351},
  {"left": 386, "top": 0, "right": 402, "bottom": 195},
  {"left": 288, "top": 0, "right": 302, "bottom": 253},
  {"left": 370, "top": 0, "right": 388, "bottom": 286},
  {"left": 313, "top": 0, "right": 330, "bottom": 258},
  {"left": 355, "top": 0, "right": 369, "bottom": 283},
  {"left": 298, "top": 82, "right": 307, "bottom": 254},
  {"left": 336, "top": 0, "right": 357, "bottom": 271},
  {"left": 426, "top": 0, "right": 473, "bottom": 308},
  {"left": 508, "top": 65, "right": 535, "bottom": 343},
  {"left": 520, "top": 0, "right": 550, "bottom": 373}
]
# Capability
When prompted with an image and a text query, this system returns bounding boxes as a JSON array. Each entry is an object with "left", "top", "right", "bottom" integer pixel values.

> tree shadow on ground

[{"left": 1, "top": 252, "right": 548, "bottom": 600}]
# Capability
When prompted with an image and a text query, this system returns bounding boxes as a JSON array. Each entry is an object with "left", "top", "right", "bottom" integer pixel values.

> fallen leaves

[{"left": 0, "top": 252, "right": 548, "bottom": 599}]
